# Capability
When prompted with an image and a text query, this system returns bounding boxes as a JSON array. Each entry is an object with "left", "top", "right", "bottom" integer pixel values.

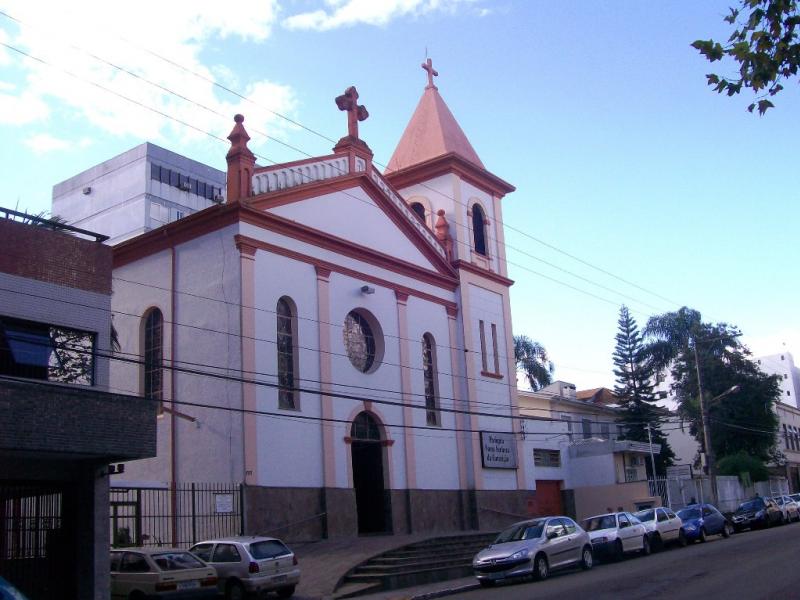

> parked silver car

[
  {"left": 472, "top": 516, "right": 593, "bottom": 586},
  {"left": 189, "top": 536, "right": 300, "bottom": 600},
  {"left": 634, "top": 507, "right": 686, "bottom": 548},
  {"left": 582, "top": 512, "right": 650, "bottom": 561},
  {"left": 772, "top": 495, "right": 800, "bottom": 522}
]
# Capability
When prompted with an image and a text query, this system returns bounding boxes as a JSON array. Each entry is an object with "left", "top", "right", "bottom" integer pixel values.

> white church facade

[{"left": 107, "top": 64, "right": 528, "bottom": 537}]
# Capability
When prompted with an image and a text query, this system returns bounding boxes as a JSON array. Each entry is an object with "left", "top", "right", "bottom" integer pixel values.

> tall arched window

[
  {"left": 422, "top": 333, "right": 440, "bottom": 426},
  {"left": 277, "top": 297, "right": 297, "bottom": 409},
  {"left": 410, "top": 202, "right": 426, "bottom": 222},
  {"left": 472, "top": 204, "right": 487, "bottom": 256},
  {"left": 143, "top": 308, "right": 163, "bottom": 413}
]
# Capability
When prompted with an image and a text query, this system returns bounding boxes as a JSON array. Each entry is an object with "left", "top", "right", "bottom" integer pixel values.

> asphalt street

[{"left": 457, "top": 522, "right": 800, "bottom": 599}]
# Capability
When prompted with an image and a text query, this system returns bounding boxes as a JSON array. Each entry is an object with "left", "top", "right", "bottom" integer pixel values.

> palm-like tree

[{"left": 514, "top": 335, "right": 554, "bottom": 391}]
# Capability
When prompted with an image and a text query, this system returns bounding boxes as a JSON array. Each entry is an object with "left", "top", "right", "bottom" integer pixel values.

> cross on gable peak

[
  {"left": 335, "top": 85, "right": 369, "bottom": 140},
  {"left": 422, "top": 58, "right": 438, "bottom": 89}
]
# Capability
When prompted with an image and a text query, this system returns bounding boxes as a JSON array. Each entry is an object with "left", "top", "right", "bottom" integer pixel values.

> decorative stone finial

[
  {"left": 335, "top": 86, "right": 369, "bottom": 140},
  {"left": 434, "top": 209, "right": 453, "bottom": 260},
  {"left": 226, "top": 114, "right": 256, "bottom": 202},
  {"left": 422, "top": 58, "right": 438, "bottom": 89}
]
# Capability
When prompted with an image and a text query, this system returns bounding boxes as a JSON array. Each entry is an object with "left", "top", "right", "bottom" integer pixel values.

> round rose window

[{"left": 343, "top": 310, "right": 378, "bottom": 372}]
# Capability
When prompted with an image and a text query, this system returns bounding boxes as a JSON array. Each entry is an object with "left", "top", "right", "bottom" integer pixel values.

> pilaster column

[
  {"left": 236, "top": 237, "right": 258, "bottom": 485},
  {"left": 395, "top": 291, "right": 417, "bottom": 489},
  {"left": 316, "top": 266, "right": 336, "bottom": 488}
]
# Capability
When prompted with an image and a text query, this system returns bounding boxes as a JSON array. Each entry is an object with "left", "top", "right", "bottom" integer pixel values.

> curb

[{"left": 409, "top": 583, "right": 481, "bottom": 600}]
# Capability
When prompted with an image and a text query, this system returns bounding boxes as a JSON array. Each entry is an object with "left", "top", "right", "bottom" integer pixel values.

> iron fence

[{"left": 110, "top": 483, "right": 243, "bottom": 548}]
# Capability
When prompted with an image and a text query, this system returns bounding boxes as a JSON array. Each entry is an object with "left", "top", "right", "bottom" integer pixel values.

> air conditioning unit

[
  {"left": 82, "top": 186, "right": 92, "bottom": 195},
  {"left": 213, "top": 194, "right": 225, "bottom": 203}
]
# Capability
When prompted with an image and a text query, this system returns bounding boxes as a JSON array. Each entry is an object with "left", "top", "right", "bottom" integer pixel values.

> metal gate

[
  {"left": 0, "top": 482, "right": 74, "bottom": 600},
  {"left": 110, "top": 483, "right": 243, "bottom": 548}
]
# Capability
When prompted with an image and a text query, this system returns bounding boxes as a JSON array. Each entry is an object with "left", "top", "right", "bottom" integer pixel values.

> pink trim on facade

[
  {"left": 452, "top": 260, "right": 514, "bottom": 288},
  {"left": 458, "top": 285, "right": 484, "bottom": 491},
  {"left": 238, "top": 241, "right": 258, "bottom": 484},
  {"left": 233, "top": 235, "right": 458, "bottom": 313},
  {"left": 253, "top": 152, "right": 339, "bottom": 174},
  {"left": 447, "top": 310, "right": 469, "bottom": 491},
  {"left": 395, "top": 292, "right": 417, "bottom": 489},
  {"left": 480, "top": 370, "right": 504, "bottom": 380},
  {"left": 315, "top": 266, "right": 336, "bottom": 488},
  {"left": 344, "top": 405, "right": 395, "bottom": 490},
  {"left": 239, "top": 205, "right": 457, "bottom": 290}
]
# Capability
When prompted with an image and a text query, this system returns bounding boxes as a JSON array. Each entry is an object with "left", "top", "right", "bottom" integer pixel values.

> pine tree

[{"left": 613, "top": 305, "right": 674, "bottom": 475}]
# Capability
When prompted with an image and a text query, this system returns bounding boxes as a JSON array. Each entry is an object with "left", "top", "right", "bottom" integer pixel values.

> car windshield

[
  {"left": 635, "top": 509, "right": 655, "bottom": 522},
  {"left": 738, "top": 499, "right": 764, "bottom": 511},
  {"left": 152, "top": 552, "right": 205, "bottom": 571},
  {"left": 677, "top": 508, "right": 701, "bottom": 520},
  {"left": 582, "top": 515, "right": 617, "bottom": 531},
  {"left": 250, "top": 540, "right": 291, "bottom": 560},
  {"left": 494, "top": 521, "right": 545, "bottom": 543},
  {"left": 775, "top": 497, "right": 785, "bottom": 505}
]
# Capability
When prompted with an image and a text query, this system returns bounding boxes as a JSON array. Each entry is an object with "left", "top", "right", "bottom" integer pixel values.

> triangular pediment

[{"left": 246, "top": 171, "right": 457, "bottom": 283}]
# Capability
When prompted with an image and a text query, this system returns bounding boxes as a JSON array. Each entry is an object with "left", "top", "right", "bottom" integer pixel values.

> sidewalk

[
  {"left": 353, "top": 576, "right": 478, "bottom": 600},
  {"left": 291, "top": 532, "right": 481, "bottom": 600}
]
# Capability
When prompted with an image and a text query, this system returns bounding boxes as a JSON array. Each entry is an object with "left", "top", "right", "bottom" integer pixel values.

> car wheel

[
  {"left": 641, "top": 536, "right": 651, "bottom": 556},
  {"left": 226, "top": 580, "right": 245, "bottom": 600},
  {"left": 678, "top": 530, "right": 687, "bottom": 547},
  {"left": 614, "top": 539, "right": 624, "bottom": 562},
  {"left": 128, "top": 593, "right": 146, "bottom": 600},
  {"left": 778, "top": 514, "right": 785, "bottom": 526},
  {"left": 652, "top": 533, "right": 662, "bottom": 551},
  {"left": 479, "top": 580, "right": 495, "bottom": 588},
  {"left": 580, "top": 546, "right": 593, "bottom": 570},
  {"left": 698, "top": 528, "right": 707, "bottom": 543},
  {"left": 722, "top": 523, "right": 732, "bottom": 538},
  {"left": 277, "top": 585, "right": 296, "bottom": 598},
  {"left": 533, "top": 554, "right": 549, "bottom": 581}
]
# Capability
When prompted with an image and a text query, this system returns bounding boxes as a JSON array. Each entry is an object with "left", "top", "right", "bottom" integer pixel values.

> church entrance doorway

[{"left": 350, "top": 412, "right": 391, "bottom": 534}]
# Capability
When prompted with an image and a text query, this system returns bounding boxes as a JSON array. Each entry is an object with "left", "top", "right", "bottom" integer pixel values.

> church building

[{"left": 110, "top": 61, "right": 529, "bottom": 538}]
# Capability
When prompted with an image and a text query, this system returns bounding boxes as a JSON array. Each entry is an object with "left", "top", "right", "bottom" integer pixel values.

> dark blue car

[{"left": 676, "top": 504, "right": 733, "bottom": 542}]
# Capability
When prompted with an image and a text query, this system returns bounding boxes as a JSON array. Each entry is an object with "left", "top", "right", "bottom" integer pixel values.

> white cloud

[
  {"left": 283, "top": 0, "right": 479, "bottom": 31},
  {"left": 0, "top": 0, "right": 295, "bottom": 152},
  {"left": 24, "top": 133, "right": 70, "bottom": 153}
]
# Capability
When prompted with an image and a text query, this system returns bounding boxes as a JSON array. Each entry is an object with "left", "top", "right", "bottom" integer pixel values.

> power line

[{"left": 0, "top": 10, "right": 677, "bottom": 315}]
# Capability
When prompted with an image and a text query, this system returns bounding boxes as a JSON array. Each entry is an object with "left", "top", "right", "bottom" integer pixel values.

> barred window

[
  {"left": 143, "top": 308, "right": 163, "bottom": 411},
  {"left": 533, "top": 449, "right": 561, "bottom": 468},
  {"left": 422, "top": 333, "right": 440, "bottom": 426},
  {"left": 277, "top": 297, "right": 297, "bottom": 409}
]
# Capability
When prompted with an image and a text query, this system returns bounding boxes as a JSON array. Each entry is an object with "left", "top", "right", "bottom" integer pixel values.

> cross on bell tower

[
  {"left": 422, "top": 58, "right": 438, "bottom": 89},
  {"left": 335, "top": 86, "right": 369, "bottom": 140}
]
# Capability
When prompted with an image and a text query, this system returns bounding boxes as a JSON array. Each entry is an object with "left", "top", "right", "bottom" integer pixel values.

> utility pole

[
  {"left": 646, "top": 423, "right": 658, "bottom": 479},
  {"left": 694, "top": 339, "right": 718, "bottom": 506}
]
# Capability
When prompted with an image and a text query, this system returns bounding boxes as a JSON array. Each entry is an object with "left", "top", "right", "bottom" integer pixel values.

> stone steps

[{"left": 334, "top": 532, "right": 497, "bottom": 598}]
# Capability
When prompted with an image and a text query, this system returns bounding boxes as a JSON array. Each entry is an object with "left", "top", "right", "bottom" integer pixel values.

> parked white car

[
  {"left": 581, "top": 512, "right": 650, "bottom": 561},
  {"left": 110, "top": 548, "right": 218, "bottom": 599},
  {"left": 634, "top": 507, "right": 686, "bottom": 548},
  {"left": 772, "top": 496, "right": 800, "bottom": 523}
]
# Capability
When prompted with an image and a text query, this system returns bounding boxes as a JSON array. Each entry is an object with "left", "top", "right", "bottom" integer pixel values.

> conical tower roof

[{"left": 385, "top": 72, "right": 484, "bottom": 173}]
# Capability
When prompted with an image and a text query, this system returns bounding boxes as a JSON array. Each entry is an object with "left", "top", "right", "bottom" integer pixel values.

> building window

[
  {"left": 0, "top": 316, "right": 95, "bottom": 385},
  {"left": 422, "top": 333, "right": 440, "bottom": 426},
  {"left": 600, "top": 422, "right": 610, "bottom": 440},
  {"left": 472, "top": 204, "right": 487, "bottom": 256},
  {"left": 410, "top": 202, "right": 426, "bottom": 221},
  {"left": 561, "top": 413, "right": 573, "bottom": 440},
  {"left": 533, "top": 449, "right": 561, "bottom": 467},
  {"left": 143, "top": 308, "right": 163, "bottom": 411},
  {"left": 784, "top": 424, "right": 790, "bottom": 449},
  {"left": 351, "top": 411, "right": 381, "bottom": 441},
  {"left": 478, "top": 320, "right": 488, "bottom": 372},
  {"left": 277, "top": 297, "right": 297, "bottom": 409},
  {"left": 582, "top": 418, "right": 592, "bottom": 439},
  {"left": 343, "top": 310, "right": 378, "bottom": 373},
  {"left": 490, "top": 323, "right": 500, "bottom": 374}
]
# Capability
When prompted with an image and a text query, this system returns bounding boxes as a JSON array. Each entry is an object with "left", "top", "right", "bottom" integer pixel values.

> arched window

[
  {"left": 143, "top": 308, "right": 163, "bottom": 413},
  {"left": 277, "top": 297, "right": 297, "bottom": 409},
  {"left": 472, "top": 204, "right": 487, "bottom": 256},
  {"left": 410, "top": 202, "right": 426, "bottom": 222},
  {"left": 343, "top": 310, "right": 380, "bottom": 373},
  {"left": 422, "top": 333, "right": 440, "bottom": 426},
  {"left": 351, "top": 411, "right": 382, "bottom": 441}
]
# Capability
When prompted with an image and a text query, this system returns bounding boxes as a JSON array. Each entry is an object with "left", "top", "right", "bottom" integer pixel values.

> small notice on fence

[
  {"left": 215, "top": 493, "right": 234, "bottom": 514},
  {"left": 666, "top": 464, "right": 693, "bottom": 480}
]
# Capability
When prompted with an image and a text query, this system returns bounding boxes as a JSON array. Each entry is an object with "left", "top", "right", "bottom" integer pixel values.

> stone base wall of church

[
  {"left": 473, "top": 490, "right": 533, "bottom": 532},
  {"left": 243, "top": 486, "right": 357, "bottom": 542}
]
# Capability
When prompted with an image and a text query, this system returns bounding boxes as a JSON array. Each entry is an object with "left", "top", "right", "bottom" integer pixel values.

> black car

[{"left": 731, "top": 496, "right": 784, "bottom": 532}]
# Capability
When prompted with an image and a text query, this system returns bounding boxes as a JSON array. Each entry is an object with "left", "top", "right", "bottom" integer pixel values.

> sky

[{"left": 1, "top": 0, "right": 798, "bottom": 390}]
